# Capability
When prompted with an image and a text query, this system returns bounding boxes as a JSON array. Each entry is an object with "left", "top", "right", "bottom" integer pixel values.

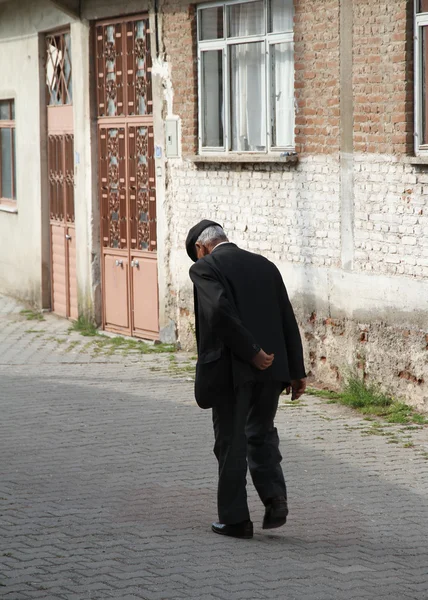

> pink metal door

[
  {"left": 67, "top": 226, "right": 78, "bottom": 320},
  {"left": 51, "top": 222, "right": 67, "bottom": 317},
  {"left": 96, "top": 16, "right": 159, "bottom": 339},
  {"left": 48, "top": 131, "right": 77, "bottom": 319},
  {"left": 104, "top": 254, "right": 130, "bottom": 329},
  {"left": 131, "top": 253, "right": 159, "bottom": 338},
  {"left": 46, "top": 31, "right": 77, "bottom": 320}
]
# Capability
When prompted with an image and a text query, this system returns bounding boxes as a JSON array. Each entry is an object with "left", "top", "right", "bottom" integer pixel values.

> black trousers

[{"left": 212, "top": 381, "right": 287, "bottom": 524}]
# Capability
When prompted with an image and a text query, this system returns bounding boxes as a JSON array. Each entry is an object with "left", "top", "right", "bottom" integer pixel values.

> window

[
  {"left": 0, "top": 99, "right": 16, "bottom": 203},
  {"left": 197, "top": 0, "right": 294, "bottom": 154},
  {"left": 415, "top": 1, "right": 428, "bottom": 153},
  {"left": 46, "top": 32, "right": 72, "bottom": 106}
]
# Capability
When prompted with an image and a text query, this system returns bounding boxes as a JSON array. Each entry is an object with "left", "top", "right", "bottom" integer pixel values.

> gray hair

[{"left": 196, "top": 225, "right": 228, "bottom": 245}]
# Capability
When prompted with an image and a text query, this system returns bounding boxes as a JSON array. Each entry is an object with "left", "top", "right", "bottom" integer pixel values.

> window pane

[
  {"left": 47, "top": 37, "right": 61, "bottom": 105},
  {"left": 269, "top": 0, "right": 293, "bottom": 33},
  {"left": 1, "top": 128, "right": 13, "bottom": 198},
  {"left": 199, "top": 7, "right": 224, "bottom": 40},
  {"left": 12, "top": 128, "right": 16, "bottom": 199},
  {"left": 0, "top": 100, "right": 11, "bottom": 120},
  {"left": 271, "top": 42, "right": 294, "bottom": 147},
  {"left": 106, "top": 26, "right": 117, "bottom": 116},
  {"left": 417, "top": 0, "right": 428, "bottom": 13},
  {"left": 135, "top": 20, "right": 148, "bottom": 115},
  {"left": 422, "top": 26, "right": 428, "bottom": 145},
  {"left": 230, "top": 42, "right": 266, "bottom": 151},
  {"left": 228, "top": 1, "right": 265, "bottom": 37},
  {"left": 64, "top": 33, "right": 73, "bottom": 104},
  {"left": 201, "top": 50, "right": 224, "bottom": 147}
]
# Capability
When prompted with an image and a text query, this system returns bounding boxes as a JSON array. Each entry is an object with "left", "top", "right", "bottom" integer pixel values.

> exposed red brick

[
  {"left": 353, "top": 0, "right": 413, "bottom": 155},
  {"left": 161, "top": 0, "right": 413, "bottom": 157}
]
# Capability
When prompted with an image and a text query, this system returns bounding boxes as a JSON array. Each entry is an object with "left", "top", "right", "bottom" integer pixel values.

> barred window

[{"left": 46, "top": 32, "right": 72, "bottom": 106}]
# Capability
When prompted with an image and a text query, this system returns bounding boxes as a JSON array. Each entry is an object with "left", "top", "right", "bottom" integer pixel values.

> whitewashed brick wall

[
  {"left": 163, "top": 154, "right": 428, "bottom": 409},
  {"left": 167, "top": 154, "right": 428, "bottom": 280},
  {"left": 168, "top": 155, "right": 341, "bottom": 269},
  {"left": 354, "top": 155, "right": 428, "bottom": 278}
]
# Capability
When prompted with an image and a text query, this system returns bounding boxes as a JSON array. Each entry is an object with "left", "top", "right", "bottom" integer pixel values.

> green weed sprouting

[{"left": 306, "top": 373, "right": 428, "bottom": 426}]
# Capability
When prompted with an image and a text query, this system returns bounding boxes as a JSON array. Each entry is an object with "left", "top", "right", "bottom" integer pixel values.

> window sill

[
  {"left": 190, "top": 153, "right": 298, "bottom": 164},
  {"left": 0, "top": 203, "right": 18, "bottom": 214},
  {"left": 401, "top": 155, "right": 428, "bottom": 165}
]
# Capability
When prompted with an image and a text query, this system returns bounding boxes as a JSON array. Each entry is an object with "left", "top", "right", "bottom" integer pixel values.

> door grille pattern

[
  {"left": 96, "top": 18, "right": 152, "bottom": 118},
  {"left": 99, "top": 127, "right": 127, "bottom": 248},
  {"left": 96, "top": 14, "right": 158, "bottom": 339},
  {"left": 99, "top": 125, "right": 156, "bottom": 251},
  {"left": 129, "top": 125, "right": 156, "bottom": 251},
  {"left": 48, "top": 134, "right": 75, "bottom": 223}
]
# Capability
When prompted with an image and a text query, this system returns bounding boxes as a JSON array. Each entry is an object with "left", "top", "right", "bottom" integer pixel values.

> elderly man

[{"left": 186, "top": 219, "right": 307, "bottom": 539}]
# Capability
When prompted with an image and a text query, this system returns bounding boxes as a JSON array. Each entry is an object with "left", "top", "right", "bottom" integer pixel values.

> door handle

[
  {"left": 115, "top": 259, "right": 123, "bottom": 267},
  {"left": 131, "top": 260, "right": 139, "bottom": 268},
  {"left": 65, "top": 234, "right": 71, "bottom": 240}
]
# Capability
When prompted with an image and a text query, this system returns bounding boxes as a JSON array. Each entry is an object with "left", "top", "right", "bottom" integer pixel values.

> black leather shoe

[
  {"left": 262, "top": 496, "right": 288, "bottom": 530},
  {"left": 211, "top": 520, "right": 253, "bottom": 539}
]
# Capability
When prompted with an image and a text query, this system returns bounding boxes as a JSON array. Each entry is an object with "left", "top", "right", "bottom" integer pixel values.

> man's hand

[
  {"left": 251, "top": 349, "right": 275, "bottom": 371},
  {"left": 285, "top": 378, "right": 307, "bottom": 401}
]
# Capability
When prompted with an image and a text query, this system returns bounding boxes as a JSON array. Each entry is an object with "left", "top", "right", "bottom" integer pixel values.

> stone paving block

[{"left": 1, "top": 293, "right": 428, "bottom": 599}]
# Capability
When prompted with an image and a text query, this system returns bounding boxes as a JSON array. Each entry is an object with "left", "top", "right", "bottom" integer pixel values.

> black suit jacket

[{"left": 189, "top": 243, "right": 306, "bottom": 409}]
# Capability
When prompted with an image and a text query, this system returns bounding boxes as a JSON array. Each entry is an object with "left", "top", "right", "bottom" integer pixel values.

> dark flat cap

[{"left": 186, "top": 219, "right": 222, "bottom": 262}]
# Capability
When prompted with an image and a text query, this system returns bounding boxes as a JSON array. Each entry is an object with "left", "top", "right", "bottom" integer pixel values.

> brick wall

[
  {"left": 160, "top": 0, "right": 414, "bottom": 158},
  {"left": 168, "top": 157, "right": 341, "bottom": 268},
  {"left": 158, "top": 0, "right": 428, "bottom": 408},
  {"left": 351, "top": 2, "right": 426, "bottom": 279},
  {"left": 161, "top": 0, "right": 341, "bottom": 157},
  {"left": 354, "top": 156, "right": 428, "bottom": 278},
  {"left": 294, "top": 0, "right": 340, "bottom": 155},
  {"left": 161, "top": 0, "right": 198, "bottom": 155},
  {"left": 353, "top": 0, "right": 413, "bottom": 155},
  {"left": 159, "top": 0, "right": 428, "bottom": 284}
]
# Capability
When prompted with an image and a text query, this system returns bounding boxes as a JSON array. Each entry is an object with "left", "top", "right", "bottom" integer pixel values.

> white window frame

[
  {"left": 415, "top": 2, "right": 428, "bottom": 154},
  {"left": 0, "top": 98, "right": 17, "bottom": 207},
  {"left": 197, "top": 0, "right": 294, "bottom": 155}
]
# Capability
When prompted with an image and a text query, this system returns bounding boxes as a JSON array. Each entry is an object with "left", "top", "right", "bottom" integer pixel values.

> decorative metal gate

[
  {"left": 96, "top": 16, "right": 158, "bottom": 339},
  {"left": 46, "top": 31, "right": 78, "bottom": 319}
]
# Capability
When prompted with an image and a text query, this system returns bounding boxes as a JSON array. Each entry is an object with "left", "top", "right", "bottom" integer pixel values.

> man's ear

[{"left": 195, "top": 242, "right": 208, "bottom": 259}]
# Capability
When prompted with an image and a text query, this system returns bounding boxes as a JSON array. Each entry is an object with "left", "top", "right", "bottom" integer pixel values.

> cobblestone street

[{"left": 1, "top": 296, "right": 428, "bottom": 600}]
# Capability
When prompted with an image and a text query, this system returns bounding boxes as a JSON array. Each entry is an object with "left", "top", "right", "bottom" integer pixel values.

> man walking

[{"left": 186, "top": 220, "right": 307, "bottom": 539}]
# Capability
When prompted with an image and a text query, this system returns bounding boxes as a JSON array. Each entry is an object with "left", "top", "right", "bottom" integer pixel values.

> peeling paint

[{"left": 151, "top": 57, "right": 174, "bottom": 117}]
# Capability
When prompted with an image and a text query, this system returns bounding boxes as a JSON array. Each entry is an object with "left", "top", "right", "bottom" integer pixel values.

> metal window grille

[{"left": 46, "top": 32, "right": 73, "bottom": 106}]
